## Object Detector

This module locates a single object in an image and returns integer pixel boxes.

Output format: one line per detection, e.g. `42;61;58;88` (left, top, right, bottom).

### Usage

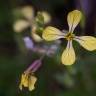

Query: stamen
65;32;75;41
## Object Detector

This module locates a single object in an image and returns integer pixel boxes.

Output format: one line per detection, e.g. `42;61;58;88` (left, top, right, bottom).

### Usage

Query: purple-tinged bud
23;37;34;50
25;59;42;73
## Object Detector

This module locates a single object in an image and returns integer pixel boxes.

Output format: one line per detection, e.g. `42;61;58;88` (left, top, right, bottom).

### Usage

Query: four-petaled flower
42;10;96;65
19;72;37;91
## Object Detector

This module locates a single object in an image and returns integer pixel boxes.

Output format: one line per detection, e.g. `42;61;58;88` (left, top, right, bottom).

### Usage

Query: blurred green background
0;0;96;96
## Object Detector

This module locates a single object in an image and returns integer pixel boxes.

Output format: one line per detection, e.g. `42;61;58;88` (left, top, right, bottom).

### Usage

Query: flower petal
75;36;96;51
13;20;29;32
19;84;23;90
67;10;82;32
41;11;51;24
32;33;42;42
61;41;75;65
22;74;29;87
21;6;34;20
28;75;37;91
42;26;65;41
19;73;29;90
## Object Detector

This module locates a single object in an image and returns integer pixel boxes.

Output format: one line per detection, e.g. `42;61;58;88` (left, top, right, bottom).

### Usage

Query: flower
13;6;51;42
19;58;42;91
19;72;37;91
42;10;96;65
13;6;34;33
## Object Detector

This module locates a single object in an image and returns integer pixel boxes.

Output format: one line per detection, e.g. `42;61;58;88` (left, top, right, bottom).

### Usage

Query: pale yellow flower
13;6;51;42
42;10;96;65
19;73;37;91
13;6;34;33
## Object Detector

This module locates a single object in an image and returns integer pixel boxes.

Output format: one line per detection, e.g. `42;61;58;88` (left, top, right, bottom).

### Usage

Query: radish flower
42;10;96;65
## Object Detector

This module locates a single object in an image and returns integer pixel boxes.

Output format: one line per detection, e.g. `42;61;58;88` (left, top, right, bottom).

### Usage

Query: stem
25;46;52;73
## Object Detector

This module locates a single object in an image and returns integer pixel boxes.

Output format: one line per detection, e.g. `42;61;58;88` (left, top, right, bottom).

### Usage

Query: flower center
65;32;75;41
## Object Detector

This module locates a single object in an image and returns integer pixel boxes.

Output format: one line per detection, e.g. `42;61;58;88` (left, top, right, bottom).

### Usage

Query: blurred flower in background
13;6;34;32
13;6;51;42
